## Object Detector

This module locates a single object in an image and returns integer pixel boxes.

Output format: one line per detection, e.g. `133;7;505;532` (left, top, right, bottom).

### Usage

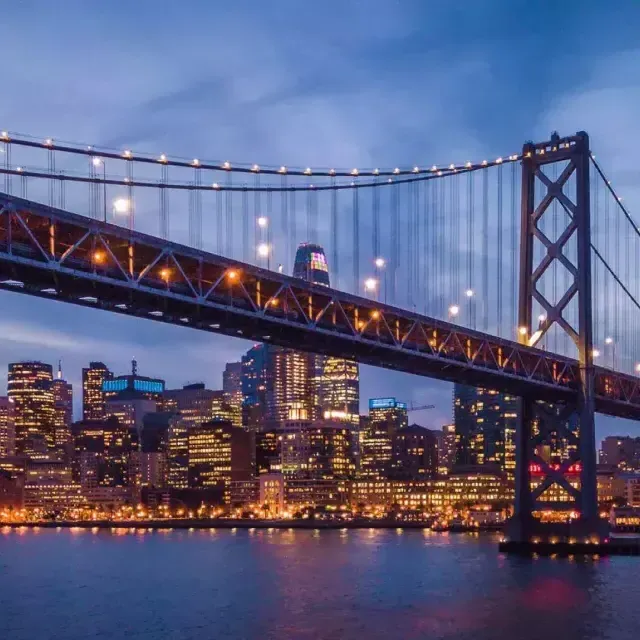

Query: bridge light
227;270;238;281
1;131;8;139
270;298;279;307
635;363;640;373
371;310;380;319
605;336;613;345
518;326;528;336
465;288;474;298
257;243;270;258
278;264;283;274
212;182;220;190
159;153;167;163
92;157;103;167
448;304;460;317
393;168;400;174
351;168;359;176
496;157;503;164
364;277;378;292
592;349;600;358
44;138;53;146
465;161;472;168
329;168;336;176
123;149;132;158
304;168;312;175
413;166;419;173
192;158;200;166
375;257;386;269
93;250;105;264
252;164;260;172
373;168;380;175
223;161;231;170
257;216;268;228
278;166;287;174
160;268;171;281
112;197;131;214
16;166;23;172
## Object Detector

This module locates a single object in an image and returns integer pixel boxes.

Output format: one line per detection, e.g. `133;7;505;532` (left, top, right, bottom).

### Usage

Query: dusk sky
2;0;640;439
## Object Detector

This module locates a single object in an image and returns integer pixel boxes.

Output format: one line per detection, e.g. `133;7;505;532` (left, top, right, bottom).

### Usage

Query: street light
364;277;378;299
257;243;270;258
448;304;459;320
465;289;474;298
604;336;616;369
257;216;268;228
375;257;386;269
112;197;131;215
592;349;600;358
635;363;640;373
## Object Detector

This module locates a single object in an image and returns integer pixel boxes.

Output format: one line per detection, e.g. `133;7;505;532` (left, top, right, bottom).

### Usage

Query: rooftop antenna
132;357;138;376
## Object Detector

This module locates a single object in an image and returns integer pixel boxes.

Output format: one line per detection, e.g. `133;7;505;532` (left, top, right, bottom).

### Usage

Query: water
0;528;638;640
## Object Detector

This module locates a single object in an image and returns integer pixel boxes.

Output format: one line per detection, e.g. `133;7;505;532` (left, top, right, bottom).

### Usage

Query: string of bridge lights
0;131;521;189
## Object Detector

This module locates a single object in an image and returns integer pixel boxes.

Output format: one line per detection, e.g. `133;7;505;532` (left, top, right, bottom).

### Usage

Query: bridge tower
508;131;607;545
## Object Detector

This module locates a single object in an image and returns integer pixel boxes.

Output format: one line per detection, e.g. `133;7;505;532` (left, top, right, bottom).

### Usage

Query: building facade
164;383;235;429
222;362;243;428
8;362;56;456
52;363;73;453
0;396;15;457
82;361;112;421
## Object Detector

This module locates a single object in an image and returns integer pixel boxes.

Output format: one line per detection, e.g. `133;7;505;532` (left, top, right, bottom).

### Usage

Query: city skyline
2;2;640;442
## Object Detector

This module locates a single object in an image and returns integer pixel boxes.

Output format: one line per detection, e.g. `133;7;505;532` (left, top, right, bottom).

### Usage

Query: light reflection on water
0;529;638;640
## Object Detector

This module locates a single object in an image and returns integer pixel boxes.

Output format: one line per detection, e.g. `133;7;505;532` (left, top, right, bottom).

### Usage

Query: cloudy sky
2;0;640;439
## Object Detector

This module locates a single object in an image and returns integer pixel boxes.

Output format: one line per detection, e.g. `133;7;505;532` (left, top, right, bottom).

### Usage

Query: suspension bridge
0;129;639;548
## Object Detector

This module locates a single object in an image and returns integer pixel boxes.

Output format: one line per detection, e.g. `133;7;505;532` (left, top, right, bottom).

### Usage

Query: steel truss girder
0;191;639;421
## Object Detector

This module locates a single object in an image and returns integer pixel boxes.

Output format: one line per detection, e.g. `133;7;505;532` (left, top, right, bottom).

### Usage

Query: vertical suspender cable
497;164;503;336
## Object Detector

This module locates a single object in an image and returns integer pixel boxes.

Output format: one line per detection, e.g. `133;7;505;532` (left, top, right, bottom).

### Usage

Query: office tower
255;430;281;475
102;359;165;401
187;421;253;501
241;344;268;431
292;243;360;426
138;413;173;488
8;361;56;456
0;397;15;457
52;361;73;453
360;398;408;478
167;420;189;489
164;383;235;429
599;436;640;470
82;361;112;421
106;397;157;433
439;423;457;474
222;362;243;427
72;417;136;488
453;384;517;478
265;347;313;426
391;424;439;480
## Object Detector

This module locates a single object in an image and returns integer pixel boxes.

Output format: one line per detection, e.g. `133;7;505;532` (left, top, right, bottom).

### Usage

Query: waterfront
1;529;639;640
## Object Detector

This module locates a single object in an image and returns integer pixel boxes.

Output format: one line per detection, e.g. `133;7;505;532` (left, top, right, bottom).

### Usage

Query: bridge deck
1;192;639;419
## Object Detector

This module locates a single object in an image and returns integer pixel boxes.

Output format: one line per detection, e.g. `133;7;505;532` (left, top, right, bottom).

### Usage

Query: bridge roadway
1;192;639;420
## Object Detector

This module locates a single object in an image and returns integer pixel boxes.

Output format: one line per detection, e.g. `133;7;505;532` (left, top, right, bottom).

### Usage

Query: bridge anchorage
1;128;639;553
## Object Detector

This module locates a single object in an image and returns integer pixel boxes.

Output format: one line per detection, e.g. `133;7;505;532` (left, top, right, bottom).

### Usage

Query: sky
2;0;640;440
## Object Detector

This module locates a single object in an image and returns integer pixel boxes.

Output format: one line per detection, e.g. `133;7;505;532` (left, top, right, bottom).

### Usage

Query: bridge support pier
504;132;608;551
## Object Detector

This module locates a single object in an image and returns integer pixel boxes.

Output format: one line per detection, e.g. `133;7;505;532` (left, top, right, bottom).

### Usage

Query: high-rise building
167;420;189;489
453;385;517;478
223;362;243;428
187;420;254;501
439;423;457;474
599;436;640;471
52;361;73;453
72;417;136;488
0;397;15;457
391;424;439;480
360;398;408;478
293;243;359;427
82;362;112;421
8;362;56;456
102;359;164;402
164;383;235;429
241;344;268;431
106;397;157;433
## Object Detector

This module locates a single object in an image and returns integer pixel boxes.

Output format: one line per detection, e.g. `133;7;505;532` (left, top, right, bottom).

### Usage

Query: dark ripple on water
0;527;638;640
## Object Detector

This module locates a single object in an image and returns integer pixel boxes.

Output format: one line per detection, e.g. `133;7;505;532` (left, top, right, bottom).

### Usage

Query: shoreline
0;519;503;532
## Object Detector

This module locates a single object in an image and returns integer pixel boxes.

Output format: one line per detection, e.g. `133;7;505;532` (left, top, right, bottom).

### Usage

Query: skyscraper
360;398;408;478
0;397;15;457
164;383;235;429
52;361;73;453
102;359;164;402
82;362;112;421
223;362;243;428
8;362;56;456
241;344;268;431
453;384;517;478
